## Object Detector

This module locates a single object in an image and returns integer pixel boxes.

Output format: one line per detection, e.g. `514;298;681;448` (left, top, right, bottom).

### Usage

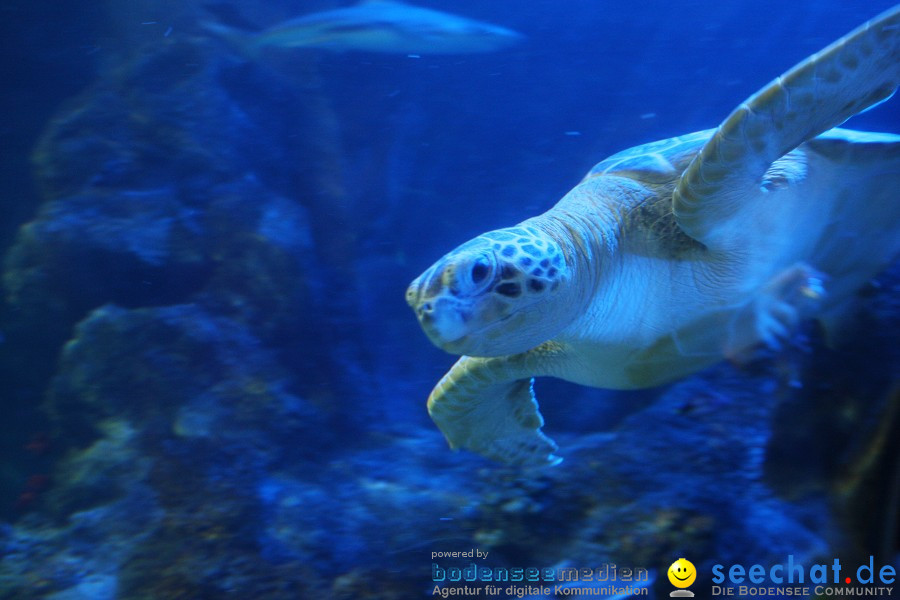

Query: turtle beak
405;270;430;312
405;271;435;330
406;269;471;352
406;261;444;313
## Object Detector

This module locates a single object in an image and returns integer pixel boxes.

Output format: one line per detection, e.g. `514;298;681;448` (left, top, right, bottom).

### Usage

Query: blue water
0;1;897;598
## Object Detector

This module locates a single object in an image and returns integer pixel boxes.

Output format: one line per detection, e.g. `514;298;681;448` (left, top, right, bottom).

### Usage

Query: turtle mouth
436;311;512;341
420;306;529;357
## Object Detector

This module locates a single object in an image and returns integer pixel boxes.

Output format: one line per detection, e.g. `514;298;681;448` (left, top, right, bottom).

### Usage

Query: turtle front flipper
674;5;900;247
427;350;562;466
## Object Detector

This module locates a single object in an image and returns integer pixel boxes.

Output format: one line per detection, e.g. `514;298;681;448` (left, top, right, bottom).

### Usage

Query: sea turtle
406;6;900;465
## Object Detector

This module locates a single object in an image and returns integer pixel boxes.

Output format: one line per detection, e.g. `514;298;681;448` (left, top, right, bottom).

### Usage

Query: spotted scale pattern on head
482;225;565;297
406;225;570;357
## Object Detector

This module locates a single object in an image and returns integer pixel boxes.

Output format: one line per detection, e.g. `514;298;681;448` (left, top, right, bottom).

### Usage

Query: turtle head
406;225;572;357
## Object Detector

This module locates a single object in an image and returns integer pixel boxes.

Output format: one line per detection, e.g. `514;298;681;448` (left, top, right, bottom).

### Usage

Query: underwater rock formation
0;21;381;599
0;301;470;598
1;29;366;439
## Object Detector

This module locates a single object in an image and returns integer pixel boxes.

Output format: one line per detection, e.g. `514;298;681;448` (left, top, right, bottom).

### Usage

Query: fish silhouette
203;0;524;55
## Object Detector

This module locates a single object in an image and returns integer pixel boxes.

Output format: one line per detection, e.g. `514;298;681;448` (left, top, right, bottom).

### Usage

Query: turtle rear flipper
674;5;900;247
427;357;561;466
723;262;827;361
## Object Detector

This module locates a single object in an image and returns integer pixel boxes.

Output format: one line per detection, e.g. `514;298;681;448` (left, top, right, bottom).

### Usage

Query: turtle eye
468;254;493;290
471;261;488;283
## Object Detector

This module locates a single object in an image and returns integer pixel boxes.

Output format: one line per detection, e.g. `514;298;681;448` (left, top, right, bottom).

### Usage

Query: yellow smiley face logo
668;558;696;588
